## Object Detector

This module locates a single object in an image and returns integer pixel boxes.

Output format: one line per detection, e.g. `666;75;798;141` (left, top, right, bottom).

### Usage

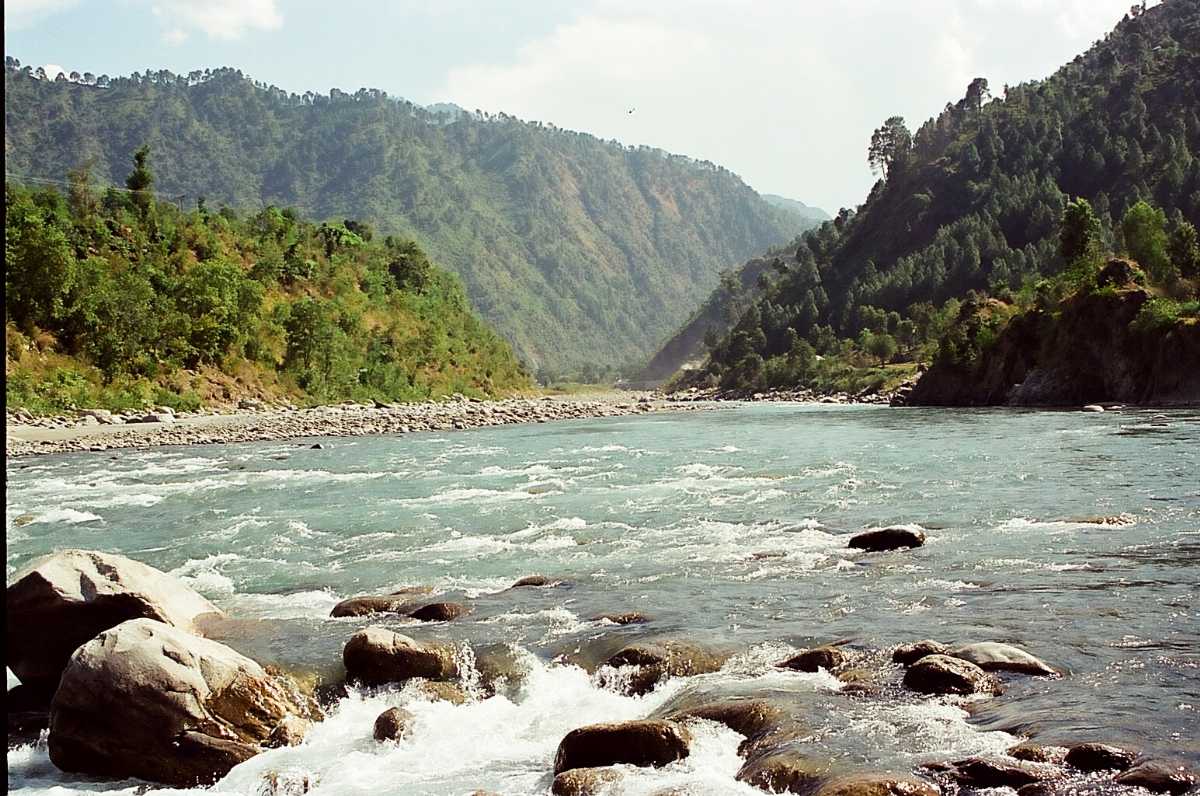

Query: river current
6;404;1199;795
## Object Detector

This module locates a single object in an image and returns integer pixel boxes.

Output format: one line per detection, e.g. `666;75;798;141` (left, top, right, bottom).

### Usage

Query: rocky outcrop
849;527;926;552
949;642;1056;676
1064;742;1138;772
48;618;315;786
903;654;1001;696
6;549;221;692
553;720;691;775
342;627;458;685
892;640;949;666
551;766;623;796
373;707;414;742
601;640;728;695
905;284;1200;407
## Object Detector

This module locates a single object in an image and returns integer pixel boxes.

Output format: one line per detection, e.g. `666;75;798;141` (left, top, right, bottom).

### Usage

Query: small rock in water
848;526;926;552
1115;760;1199;794
949;642;1057;676
553;720;691;775
813;773;940;796
509;574;556;588
342;627;458;685
892;640;950;666
903;654;1002;696
1064;742;1139;772
412;680;469;705
593;611;650;625
601;640;728;695
373;707;414;742
666;699;784;739
408;601;470;622
1007;742;1067;763
551;767;623;796
735;750;833;794
309;443;324;449
329;595;413;617
265;715;312;748
1082;404;1105;412
778;645;849;673
946;756;1053;788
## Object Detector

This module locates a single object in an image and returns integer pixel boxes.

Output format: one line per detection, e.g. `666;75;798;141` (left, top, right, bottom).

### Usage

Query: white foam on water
169;553;242;597
389;486;542;508
225;588;343;620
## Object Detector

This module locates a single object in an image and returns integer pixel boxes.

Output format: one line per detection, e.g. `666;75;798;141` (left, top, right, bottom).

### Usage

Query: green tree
1167;212;1200;279
1059;197;1103;265
5;187;77;330
125;144;154;218
1121;201;1174;282
868;116;912;179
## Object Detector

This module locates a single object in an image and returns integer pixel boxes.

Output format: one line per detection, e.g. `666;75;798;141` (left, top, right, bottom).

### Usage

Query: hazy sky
6;0;1139;211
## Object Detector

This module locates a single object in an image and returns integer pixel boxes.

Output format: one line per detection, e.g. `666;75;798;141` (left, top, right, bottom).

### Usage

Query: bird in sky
627;108;636;115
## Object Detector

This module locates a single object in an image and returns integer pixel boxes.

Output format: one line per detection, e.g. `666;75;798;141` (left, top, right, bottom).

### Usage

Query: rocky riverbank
5;393;709;458
9;548;1196;795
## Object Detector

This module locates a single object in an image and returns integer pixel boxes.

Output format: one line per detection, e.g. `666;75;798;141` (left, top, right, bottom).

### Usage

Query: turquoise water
6;404;1200;794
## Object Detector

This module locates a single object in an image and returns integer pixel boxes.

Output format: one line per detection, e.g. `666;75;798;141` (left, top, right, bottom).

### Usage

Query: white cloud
4;0;78;30
146;0;282;44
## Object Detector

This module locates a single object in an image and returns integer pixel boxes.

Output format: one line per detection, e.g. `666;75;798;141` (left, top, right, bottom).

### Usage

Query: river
6;404;1199;794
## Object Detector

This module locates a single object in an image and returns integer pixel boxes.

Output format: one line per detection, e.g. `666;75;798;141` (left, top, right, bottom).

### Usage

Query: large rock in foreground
553;719;691;775
48;618;315;786
342;626;459;685
903;654;1001;696
7;549;221;692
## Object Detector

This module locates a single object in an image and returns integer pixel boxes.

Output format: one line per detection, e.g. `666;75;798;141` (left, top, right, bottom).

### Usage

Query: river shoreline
4;393;714;458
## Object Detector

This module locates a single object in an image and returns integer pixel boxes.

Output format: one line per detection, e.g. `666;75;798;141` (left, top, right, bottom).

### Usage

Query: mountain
761;194;830;225
665;0;1200;392
1;61;810;379
5;177;530;413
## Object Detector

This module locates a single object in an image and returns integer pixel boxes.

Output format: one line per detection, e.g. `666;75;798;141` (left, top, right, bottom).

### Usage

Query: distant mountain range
3;63;819;378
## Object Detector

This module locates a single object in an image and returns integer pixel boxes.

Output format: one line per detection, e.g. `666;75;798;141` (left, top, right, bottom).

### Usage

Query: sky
5;0;1141;212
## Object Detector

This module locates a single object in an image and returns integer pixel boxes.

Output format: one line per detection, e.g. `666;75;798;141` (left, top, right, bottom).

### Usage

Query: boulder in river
848;527;926;552
602;640;728;695
892;640;950;666
7;549;221;692
594;611;651;625
329;595;414;618
945;756;1054;789
1007;742;1067;763
509;575;562;588
949;642;1057;676
735;749;834;794
342;627;459;685
553;719;691;775
48;618;316;786
407;601;471;622
778;645;849;673
812;772;941;796
265;715;312;748
903;654;1001;696
1115;760;1198;794
373;706;414;742
1064;742;1138;772
551;766;623;796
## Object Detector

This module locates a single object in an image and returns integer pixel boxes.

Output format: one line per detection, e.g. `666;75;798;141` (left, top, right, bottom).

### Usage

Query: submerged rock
667;698;785;740
892;640;949;666
408;601;471;622
7;549;221;692
1064;742;1138;772
848;527;926;552
736;749;833;794
594;611;651;625
551;766;623;796
946;756;1053;788
903;654;1001;696
1115;760;1199;794
373;706;414;742
342;627;459;685
813;773;941;796
553;720;691;775
778;645;849;673
48;618;315;786
602;640;728;695
949;642;1056;676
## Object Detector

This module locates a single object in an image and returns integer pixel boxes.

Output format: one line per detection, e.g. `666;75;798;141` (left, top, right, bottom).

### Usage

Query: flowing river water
6;404;1199;795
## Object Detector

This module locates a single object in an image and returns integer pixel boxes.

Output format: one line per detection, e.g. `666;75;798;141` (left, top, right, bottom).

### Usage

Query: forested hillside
2;61;810;379
4;152;529;413
666;0;1200;392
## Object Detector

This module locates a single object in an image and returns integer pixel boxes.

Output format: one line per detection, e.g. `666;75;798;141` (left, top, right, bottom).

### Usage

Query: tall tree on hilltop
868;117;912;179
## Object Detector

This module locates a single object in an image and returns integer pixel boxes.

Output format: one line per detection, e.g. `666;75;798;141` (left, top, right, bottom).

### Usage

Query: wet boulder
1064;742;1138;772
736;749;833;794
949;642;1056;676
509;575;563;588
551;766;623;796
602;640;728;695
903;654;1001;696
667;698;785;740
373;706;414;742
946;756;1054;789
330;595;414;618
265;715;312;748
779;645;849;673
48;618;316;787
594;612;651;625
7;549;221;691
1115;760;1198;794
848;527;926;552
1007;742;1067;763
342;627;458;685
812;773;941;796
892;640;950;666
553;720;691;775
408;602;471;622
412;679;469;704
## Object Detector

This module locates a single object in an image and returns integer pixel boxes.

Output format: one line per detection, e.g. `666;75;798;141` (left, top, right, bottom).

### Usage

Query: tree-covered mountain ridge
657;0;1200;392
2;60;814;379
